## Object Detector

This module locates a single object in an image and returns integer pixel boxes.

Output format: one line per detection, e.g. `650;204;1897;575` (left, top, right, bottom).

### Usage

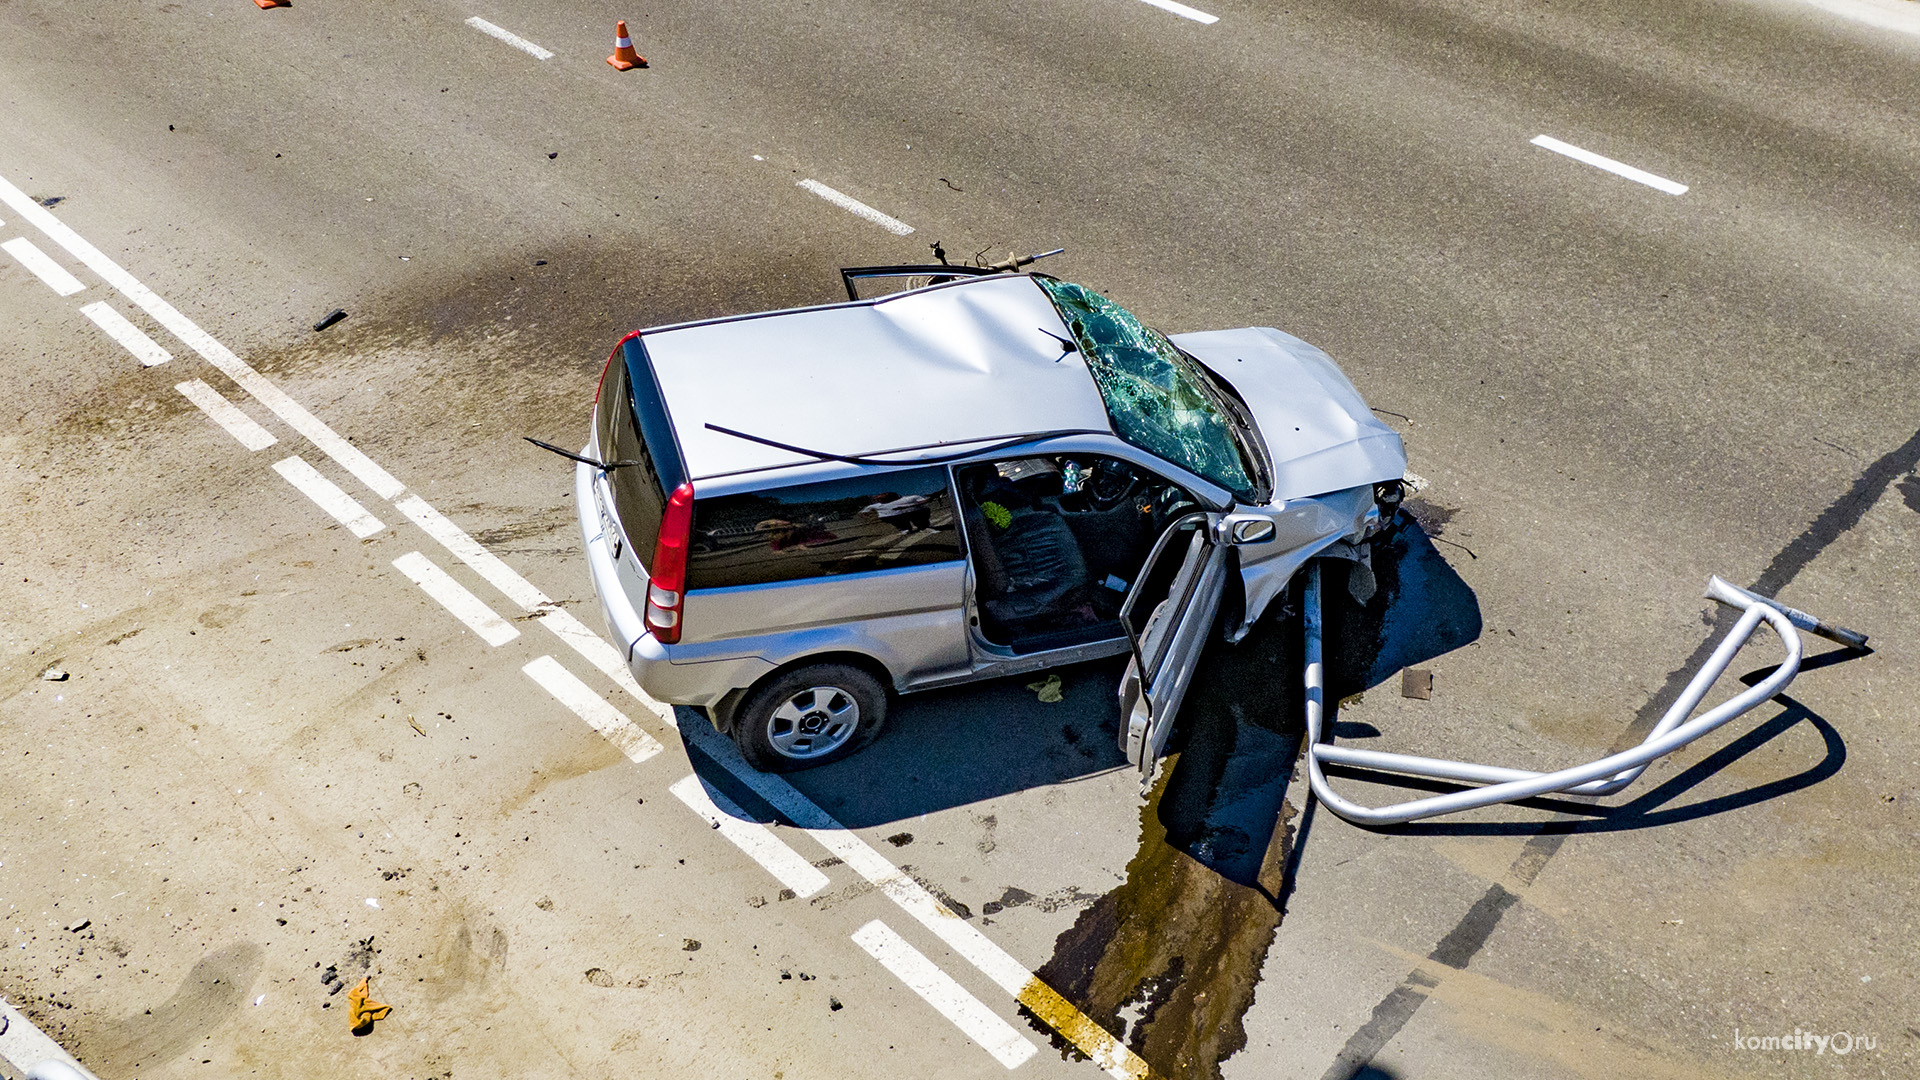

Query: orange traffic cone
607;20;647;70
254;0;289;8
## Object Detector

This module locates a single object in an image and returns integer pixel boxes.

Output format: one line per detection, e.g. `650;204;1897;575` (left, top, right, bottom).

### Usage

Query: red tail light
645;482;695;644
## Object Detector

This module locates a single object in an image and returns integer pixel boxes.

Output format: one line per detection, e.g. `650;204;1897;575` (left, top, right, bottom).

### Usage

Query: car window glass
595;351;668;565
1036;277;1254;498
687;467;962;590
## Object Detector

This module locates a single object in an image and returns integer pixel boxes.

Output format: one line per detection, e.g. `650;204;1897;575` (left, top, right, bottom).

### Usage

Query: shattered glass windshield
1036;277;1255;498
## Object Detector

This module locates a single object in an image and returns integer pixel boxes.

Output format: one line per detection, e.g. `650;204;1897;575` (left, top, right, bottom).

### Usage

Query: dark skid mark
1029;613;1303;1080
83;942;264;1072
1321;428;1920;1080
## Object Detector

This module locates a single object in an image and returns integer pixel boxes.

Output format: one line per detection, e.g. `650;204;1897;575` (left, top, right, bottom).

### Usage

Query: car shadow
680;518;1485;857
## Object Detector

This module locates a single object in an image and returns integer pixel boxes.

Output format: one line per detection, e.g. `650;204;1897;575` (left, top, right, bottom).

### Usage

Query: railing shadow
1322;645;1864;837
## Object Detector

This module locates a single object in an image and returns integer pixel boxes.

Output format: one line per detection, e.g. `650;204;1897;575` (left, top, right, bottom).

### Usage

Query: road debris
312;308;348;332
1026;673;1064;703
40;668;68;682
64;919;89;933
406;714;427;737
828;996;843;1011
346;976;391;1035
1401;668;1433;700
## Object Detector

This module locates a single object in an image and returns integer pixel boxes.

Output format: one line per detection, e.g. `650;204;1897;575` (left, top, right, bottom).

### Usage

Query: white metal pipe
1300;566;1810;826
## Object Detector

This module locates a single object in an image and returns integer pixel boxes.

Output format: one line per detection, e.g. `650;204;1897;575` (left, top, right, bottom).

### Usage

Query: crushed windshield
1036;277;1254;497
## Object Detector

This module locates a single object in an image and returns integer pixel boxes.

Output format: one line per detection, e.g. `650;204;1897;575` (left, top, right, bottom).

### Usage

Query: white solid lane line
669;775;831;899
392;551;521;646
2;236;85;295
796;180;915;236
465;16;555;60
0;996;100;1080
273;456;385;537
1530;135;1688;195
176;379;277;451
0;173;406;501
523;656;664;764
78;301;172;366
394;495;548;610
1136;0;1219;24
853;920;1040;1069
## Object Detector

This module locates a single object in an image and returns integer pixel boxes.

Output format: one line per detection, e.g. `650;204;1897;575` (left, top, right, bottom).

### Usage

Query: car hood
1169;327;1406;503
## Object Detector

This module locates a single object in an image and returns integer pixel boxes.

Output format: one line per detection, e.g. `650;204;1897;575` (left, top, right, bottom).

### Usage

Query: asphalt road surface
1;1;1916;1078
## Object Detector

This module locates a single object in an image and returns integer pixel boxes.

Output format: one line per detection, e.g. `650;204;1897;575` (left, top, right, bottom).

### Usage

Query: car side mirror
1217;514;1276;545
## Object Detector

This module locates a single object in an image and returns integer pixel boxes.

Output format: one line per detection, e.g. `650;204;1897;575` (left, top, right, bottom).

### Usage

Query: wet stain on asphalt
1028;604;1304;1080
1025;524;1476;1079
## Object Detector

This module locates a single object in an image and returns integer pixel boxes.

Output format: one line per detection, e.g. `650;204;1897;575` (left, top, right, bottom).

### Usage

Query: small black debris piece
313;309;348;332
828;996;843;1012
682;939;701;952
66;919;90;933
37;196;64;208
547;152;558;160
1401;668;1433;701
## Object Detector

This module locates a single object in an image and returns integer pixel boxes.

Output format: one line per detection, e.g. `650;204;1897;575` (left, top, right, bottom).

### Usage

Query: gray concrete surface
0;0;1914;1077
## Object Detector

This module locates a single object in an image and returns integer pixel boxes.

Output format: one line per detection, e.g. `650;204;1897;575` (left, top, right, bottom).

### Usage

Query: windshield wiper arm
1037;327;1078;359
524;437;643;470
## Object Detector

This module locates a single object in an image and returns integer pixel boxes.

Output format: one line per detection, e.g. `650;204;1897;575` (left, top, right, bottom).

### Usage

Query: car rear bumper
576;457;774;708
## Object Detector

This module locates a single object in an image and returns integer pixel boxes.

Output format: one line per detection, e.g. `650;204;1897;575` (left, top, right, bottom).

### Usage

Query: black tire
732;663;888;772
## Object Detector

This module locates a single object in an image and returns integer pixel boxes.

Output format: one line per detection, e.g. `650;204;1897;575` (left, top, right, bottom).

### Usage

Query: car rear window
687;468;963;590
595;337;685;568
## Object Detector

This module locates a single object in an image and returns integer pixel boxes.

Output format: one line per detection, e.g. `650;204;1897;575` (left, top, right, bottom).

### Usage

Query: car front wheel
732;664;887;772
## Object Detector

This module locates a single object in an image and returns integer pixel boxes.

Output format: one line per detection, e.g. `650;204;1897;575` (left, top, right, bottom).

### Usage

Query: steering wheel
1086;461;1140;510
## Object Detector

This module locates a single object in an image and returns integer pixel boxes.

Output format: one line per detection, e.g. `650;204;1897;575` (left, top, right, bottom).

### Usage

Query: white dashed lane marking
273;456;385;537
2;236;85;295
669;774;830;899
391;551;521;646
177;379;277;451
0;174;406;500
853;920;1040;1069
796;180;915;235
523;655;664;764
1136;0;1218;24
465;16;554;60
1531;134;1689;195
78;300;171;366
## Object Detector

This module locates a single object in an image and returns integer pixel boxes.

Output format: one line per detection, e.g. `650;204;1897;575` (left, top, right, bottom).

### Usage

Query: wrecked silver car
563;264;1407;772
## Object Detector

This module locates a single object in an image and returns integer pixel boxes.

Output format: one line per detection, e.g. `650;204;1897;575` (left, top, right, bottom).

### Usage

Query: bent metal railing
1300;564;1865;826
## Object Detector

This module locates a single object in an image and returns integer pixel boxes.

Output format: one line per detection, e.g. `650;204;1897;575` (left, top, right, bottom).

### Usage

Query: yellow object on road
347;976;392;1034
1026;673;1063;703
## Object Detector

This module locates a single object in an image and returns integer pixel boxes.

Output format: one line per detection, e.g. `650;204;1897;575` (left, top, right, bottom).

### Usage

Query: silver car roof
641;275;1113;480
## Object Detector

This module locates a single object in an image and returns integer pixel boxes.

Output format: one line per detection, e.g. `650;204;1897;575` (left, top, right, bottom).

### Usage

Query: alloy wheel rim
767;686;860;759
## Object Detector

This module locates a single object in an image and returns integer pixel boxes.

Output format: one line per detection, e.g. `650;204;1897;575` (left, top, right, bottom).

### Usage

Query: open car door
1116;512;1231;789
